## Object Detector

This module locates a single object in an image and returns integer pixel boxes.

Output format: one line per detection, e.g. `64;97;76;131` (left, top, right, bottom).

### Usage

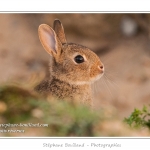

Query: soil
0;13;150;119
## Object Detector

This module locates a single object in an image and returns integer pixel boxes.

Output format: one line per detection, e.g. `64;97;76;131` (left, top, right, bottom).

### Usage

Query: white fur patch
70;73;104;85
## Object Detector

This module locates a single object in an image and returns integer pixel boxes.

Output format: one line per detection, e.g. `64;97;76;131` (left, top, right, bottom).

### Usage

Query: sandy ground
0;13;150;119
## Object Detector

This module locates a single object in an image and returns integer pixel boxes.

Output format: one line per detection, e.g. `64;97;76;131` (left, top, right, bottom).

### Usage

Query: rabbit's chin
70;73;104;85
90;73;104;83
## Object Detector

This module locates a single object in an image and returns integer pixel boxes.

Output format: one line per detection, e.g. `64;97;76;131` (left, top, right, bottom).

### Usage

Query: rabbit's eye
74;55;84;64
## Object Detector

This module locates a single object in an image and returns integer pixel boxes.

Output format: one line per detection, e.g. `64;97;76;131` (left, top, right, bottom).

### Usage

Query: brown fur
35;19;104;107
35;77;92;106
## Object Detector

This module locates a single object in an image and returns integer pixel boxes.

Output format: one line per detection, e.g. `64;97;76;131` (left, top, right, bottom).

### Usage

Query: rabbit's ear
53;19;67;44
38;24;62;56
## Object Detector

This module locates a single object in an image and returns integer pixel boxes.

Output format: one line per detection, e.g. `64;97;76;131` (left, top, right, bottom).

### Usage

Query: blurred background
0;14;150;136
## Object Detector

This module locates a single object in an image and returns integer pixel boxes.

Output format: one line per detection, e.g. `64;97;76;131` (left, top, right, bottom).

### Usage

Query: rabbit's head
38;19;104;85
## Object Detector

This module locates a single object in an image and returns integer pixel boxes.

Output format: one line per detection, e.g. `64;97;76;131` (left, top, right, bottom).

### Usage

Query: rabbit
35;19;104;107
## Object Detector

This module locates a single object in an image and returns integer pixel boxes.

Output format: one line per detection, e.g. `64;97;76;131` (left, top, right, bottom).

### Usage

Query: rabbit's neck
50;76;92;106
51;76;91;91
35;76;93;106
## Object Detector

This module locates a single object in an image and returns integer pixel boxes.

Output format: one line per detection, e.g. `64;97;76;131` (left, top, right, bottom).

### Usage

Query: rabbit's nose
98;64;104;73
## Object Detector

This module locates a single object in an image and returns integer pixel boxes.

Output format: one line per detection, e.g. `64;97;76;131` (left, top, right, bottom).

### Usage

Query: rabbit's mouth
90;72;104;83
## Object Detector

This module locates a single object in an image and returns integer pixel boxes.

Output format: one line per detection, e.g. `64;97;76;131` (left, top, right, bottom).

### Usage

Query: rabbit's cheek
90;67;98;78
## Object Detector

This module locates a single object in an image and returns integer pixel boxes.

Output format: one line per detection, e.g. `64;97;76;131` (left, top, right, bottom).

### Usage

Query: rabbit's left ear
53;19;67;44
38;24;62;57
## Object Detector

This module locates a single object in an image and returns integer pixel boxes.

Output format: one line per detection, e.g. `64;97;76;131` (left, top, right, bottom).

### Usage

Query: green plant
0;85;100;136
2;85;150;136
124;105;150;129
0;85;38;123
